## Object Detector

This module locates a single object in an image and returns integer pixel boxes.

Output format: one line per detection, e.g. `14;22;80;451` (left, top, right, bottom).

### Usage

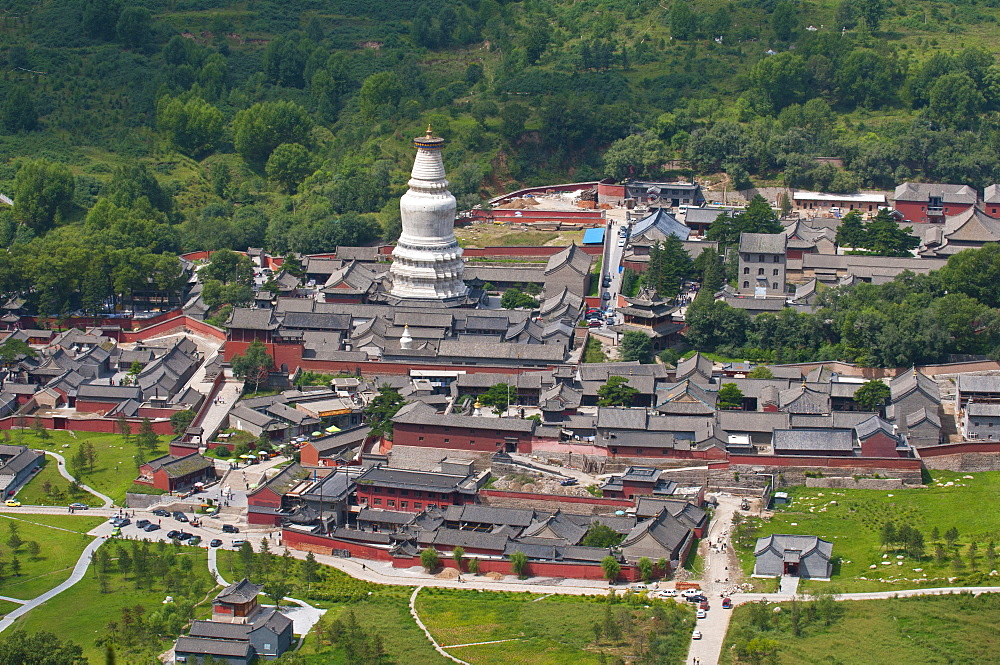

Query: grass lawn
583;336;607;363
0;513;103;600
720;593;1000;665
14;458;103;508
15;543;214;663
733;470;1000;593
416;589;694;665
222;551;693;665
13;430;171;504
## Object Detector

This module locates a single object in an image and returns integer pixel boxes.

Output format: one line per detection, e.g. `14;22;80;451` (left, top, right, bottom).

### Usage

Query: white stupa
389;127;469;306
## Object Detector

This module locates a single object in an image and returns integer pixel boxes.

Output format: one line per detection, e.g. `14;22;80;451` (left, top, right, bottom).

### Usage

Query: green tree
0;630;87;664
2;85;38;133
602;132;666;180
358;72;404;122
231;340;273;393
927;73;985;130
617;331;653;364
478;383;514;416
302;551;320;589
116;6;152;49
749;53;808;112
859;211;919;257
857;0;887;30
597;376;640;407
232;101;312;163
772;1;796;41
670;1;697;40
747;366;774;379
364;384;406;440
468;557;480;575
136;417;158;456
420;548;440;572
509;550;529;578
697;248;724;295
854;379;891;411
170;410;196;436
638;557;654;583
6;523;22;551
835;210;866;248
12;159;75;233
601;555;621;582
156;96;224;157
265;578;292;608
500;288;538;310
0;339;36;369
717;383;745;410
582;522;624;548
452;546;465;572
880;521;897;550
266;143;314;193
945;527;959;548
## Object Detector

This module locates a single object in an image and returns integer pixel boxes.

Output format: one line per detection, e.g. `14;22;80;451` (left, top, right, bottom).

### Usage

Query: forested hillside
4;0;1000;317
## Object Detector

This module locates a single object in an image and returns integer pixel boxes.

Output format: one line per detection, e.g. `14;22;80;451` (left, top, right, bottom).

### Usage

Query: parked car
588;320;602;328
222;524;240;534
560;478;578;486
178;532;194;541
166;530;181;539
630;583;648;591
699;600;710;610
722;597;732;609
111;517;130;528
152;509;170;517
602;275;612;287
618;237;625;247
696;609;707;619
231;539;247;548
188;535;202;546
601;292;611;300
210;539;223;548
688;594;707;603
692;630;702;640
136;519;150;529
4;500;20;507
110;527;121;537
143;523;160;533
173;511;189;523
680;589;701;598
68;502;88;510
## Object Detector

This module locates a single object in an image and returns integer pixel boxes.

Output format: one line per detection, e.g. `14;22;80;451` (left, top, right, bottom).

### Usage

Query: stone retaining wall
805;477;906;490
921;452;1000;472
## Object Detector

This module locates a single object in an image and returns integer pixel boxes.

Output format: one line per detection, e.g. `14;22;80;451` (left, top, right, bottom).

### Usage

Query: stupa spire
388;128;469;304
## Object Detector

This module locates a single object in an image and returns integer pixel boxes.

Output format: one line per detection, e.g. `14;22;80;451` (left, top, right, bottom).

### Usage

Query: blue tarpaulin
583;227;606;244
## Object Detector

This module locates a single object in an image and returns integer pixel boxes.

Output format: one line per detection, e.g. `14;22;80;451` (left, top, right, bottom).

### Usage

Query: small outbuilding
753;534;833;579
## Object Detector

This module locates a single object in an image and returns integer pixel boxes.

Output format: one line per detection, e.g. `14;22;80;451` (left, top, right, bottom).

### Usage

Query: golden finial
425;124;433;137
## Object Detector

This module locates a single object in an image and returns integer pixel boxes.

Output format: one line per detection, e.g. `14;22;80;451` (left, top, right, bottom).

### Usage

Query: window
414;502;422;508
470;440;475;445
662;449;670;455
772;282;778;290
374;498;382;506
388;500;395;507
400;501;408;508
758;254;764;262
419;425;424;430
428;503;437;509
743;267;750;275
773;269;779;276
418;436;424;441
773;255;780;262
387;488;395;494
444;438;450;443
636;448;643;455
400;490;408;496
758;268;765;275
413;491;421;497
743;281;749;288
974;421;980;426
611;447;618;455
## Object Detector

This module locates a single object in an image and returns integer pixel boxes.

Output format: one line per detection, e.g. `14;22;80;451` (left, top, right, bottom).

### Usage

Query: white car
696;609;707;619
681;589;701;598
692;630;703;640
630;583;648;591
618;237;625;247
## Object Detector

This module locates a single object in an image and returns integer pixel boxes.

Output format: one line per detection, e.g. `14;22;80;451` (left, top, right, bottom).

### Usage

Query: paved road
686;494;741;665
43;451;114;507
194;368;243;443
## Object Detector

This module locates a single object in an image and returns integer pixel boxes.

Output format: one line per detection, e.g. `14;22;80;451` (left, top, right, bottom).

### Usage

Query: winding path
43;451;114;508
409;587;470;665
0;534;106;632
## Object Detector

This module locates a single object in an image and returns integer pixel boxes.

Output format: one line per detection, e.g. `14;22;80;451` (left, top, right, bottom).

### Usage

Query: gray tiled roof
356;466;470;492
739;232;786;254
146;453;214;479
225;308;279;330
392;401;535;432
596;407;647;430
772;428;855;453
215;578;263;604
894;182;977;205
175;636;254;658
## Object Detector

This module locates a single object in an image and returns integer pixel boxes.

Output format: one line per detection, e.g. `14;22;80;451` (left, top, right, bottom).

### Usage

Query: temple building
388;127;472;307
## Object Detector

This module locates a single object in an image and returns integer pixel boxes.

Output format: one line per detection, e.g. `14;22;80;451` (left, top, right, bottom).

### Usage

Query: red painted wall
598;183;627;198
489;182;601;205
0;415;174;435
918;441;1000;456
282;529;639;581
860;432;905;458
894;201;973;224
720;455;922;470
392;422;528;453
356;484;468;512
248;486;283;510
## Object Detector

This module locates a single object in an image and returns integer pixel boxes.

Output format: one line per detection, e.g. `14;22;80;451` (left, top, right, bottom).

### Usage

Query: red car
699;600;710;611
722;597;732;609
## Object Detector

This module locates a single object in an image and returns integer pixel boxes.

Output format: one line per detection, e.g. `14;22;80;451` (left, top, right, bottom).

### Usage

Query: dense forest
4;0;1000;322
